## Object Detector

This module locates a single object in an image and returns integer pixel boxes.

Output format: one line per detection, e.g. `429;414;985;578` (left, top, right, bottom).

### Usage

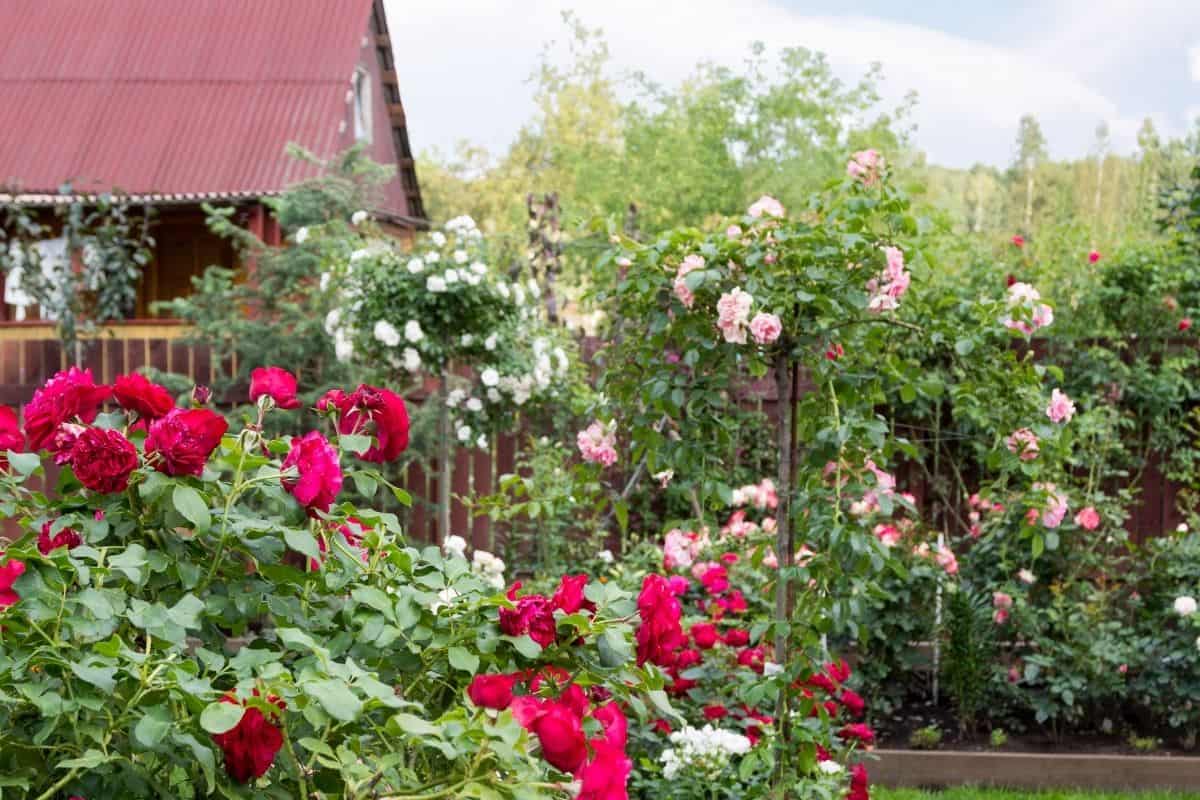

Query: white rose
454;249;469;264
484;334;498;351
403;347;421;372
817;760;843;775
457;425;472;442
763;661;784;677
446;389;464;408
554;347;569;373
528;279;541;298
324;308;342;335
481;368;500;387
430;232;447;247
1178;523;1189;533
486;388;500;402
461;333;475;347
426;275;447;293
406;257;425;274
476;435;487;449
425;250;440;263
470;261;488;275
294;227;309;243
513;285;526;305
431;586;459;612
373;320;401;347
444;268;459;283
334;329;354;362
1175;596;1198;616
404;320;424;343
496;282;510;299
351;210;369;225
597;549;614;564
443;535;468;559
466;397;483;412
350;247;370;263
465;272;481;286
319;272;331;292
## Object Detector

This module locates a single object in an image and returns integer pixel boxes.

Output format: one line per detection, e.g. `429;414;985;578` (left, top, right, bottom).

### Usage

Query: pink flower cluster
1045;388;1075;424
1002;282;1054;336
967;492;1004;537
673;254;705;309
1006;428;1040;461
747;195;786;219
577;421;617;467
866;246;910;313
1030;482;1069;529
731;478;779;510
914;542;959;575
849;459;900;516
716;288;753;343
846;149;884;186
993;591;1013;624
662;528;709;571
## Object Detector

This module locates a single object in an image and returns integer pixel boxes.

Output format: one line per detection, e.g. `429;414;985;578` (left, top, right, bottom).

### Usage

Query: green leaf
447;646;480;674
110;544;148;583
339;433;372;455
133;705;172;749
598;628;631;668
284;528;322;563
351;586;395;621
503;634;543;659
304;679;362;722
70;661;117;693
172;484;211;531
5;450;40;477
58;749;113;769
389;712;440;738
199;701;245;734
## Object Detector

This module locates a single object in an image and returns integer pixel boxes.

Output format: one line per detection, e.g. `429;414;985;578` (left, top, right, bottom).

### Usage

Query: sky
384;0;1200;169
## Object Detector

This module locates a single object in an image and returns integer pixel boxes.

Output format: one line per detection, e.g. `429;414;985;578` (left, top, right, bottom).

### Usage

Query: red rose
838;722;875;745
513;697;588;773
700;564;729;595
68;428;138;494
691;622;719;649
723;628;750;647
38;521;82;555
146;408;228;477
839;689;866;717
1088;250;1101;263
281;431;343;515
0;405;24;468
848;763;870;800
0;554;25;607
720;552;739;565
667;575;690;595
591;702;628;749
499;590;557;648
1180;318;1192;332
467;673;520;709
1011;235;1025;248
249;366;301;410
675;648;702;671
551;573;593;614
826;659;852;683
737;646;766;673
702;704;729;720
635;574;685;667
211;693;286;783
652;718;672;735
23;367;110;452
113;373;174;422
322;384;410;463
577;739;632;800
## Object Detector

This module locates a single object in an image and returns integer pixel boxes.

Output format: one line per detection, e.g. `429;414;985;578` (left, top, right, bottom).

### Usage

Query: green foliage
907;724;943;750
942;588;996;734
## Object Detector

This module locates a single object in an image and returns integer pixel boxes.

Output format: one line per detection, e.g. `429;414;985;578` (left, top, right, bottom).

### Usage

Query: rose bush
0;367;659;799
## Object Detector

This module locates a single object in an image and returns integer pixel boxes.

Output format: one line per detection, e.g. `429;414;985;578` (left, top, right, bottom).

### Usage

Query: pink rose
1006;428;1039;461
281;431;343;515
1074;506;1100;530
749;312;782;345
1046;388;1075;423
747;195;785;218
249;367;301;410
577;421;617;467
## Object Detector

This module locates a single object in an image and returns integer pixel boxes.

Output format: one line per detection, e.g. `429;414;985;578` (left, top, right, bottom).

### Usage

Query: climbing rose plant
0;367;654;799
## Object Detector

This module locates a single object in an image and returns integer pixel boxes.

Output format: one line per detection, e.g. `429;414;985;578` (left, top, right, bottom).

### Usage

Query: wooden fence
0;324;1188;547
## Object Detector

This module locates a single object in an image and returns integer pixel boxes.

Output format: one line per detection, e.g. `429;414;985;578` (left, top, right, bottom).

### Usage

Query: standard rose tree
0;367;649;798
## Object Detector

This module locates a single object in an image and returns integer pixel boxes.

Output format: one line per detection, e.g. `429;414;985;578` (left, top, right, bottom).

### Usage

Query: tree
1012;114;1048;233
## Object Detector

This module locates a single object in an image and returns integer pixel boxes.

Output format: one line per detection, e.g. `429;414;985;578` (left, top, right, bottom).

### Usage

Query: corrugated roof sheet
0;0;421;222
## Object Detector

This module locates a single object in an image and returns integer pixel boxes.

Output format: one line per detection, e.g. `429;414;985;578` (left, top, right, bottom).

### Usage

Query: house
0;0;425;399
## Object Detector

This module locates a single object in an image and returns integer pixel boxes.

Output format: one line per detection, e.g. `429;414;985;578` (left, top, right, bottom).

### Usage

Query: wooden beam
375;34;390;48
382;69;398;86
387;103;406;125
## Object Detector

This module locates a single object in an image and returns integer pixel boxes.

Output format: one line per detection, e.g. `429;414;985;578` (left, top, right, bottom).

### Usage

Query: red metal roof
0;0;423;223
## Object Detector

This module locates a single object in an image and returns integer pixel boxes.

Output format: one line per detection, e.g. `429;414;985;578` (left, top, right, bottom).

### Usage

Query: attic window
352;67;372;143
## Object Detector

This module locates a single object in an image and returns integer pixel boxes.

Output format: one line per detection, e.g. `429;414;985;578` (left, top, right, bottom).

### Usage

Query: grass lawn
875;790;1200;800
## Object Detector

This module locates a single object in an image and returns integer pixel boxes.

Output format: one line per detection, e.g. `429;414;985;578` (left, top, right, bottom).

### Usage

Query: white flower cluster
1175;595;1198;616
443;535;468;561
472;549;506;590
660;725;752;780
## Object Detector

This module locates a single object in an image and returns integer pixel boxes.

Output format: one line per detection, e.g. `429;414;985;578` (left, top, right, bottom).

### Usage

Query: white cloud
1190;43;1200;81
384;0;1188;168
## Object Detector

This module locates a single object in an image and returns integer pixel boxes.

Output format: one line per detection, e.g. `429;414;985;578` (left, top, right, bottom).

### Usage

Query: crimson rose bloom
38;521;83;555
0;554;25;607
577;739;632;800
690;622;719;649
146;408;228;476
737;645;766;673
23;367;110;452
700;564;729;595
838;722;875;745
320;384;410;462
848;763;870;800
0;405;23;468
723;628;749;647
839;689;866;717
551;573;593;614
467;673;520;709
113;372;174;421
635;574;685;667
591;702;628;750
499;588;557;647
281;431;343;514
69;428;138;494
513;697;588;773
249;366;301;409
211;693;286;783
702;704;729;720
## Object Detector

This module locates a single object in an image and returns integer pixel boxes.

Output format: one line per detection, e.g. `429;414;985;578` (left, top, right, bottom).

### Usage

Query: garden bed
871;749;1200;792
